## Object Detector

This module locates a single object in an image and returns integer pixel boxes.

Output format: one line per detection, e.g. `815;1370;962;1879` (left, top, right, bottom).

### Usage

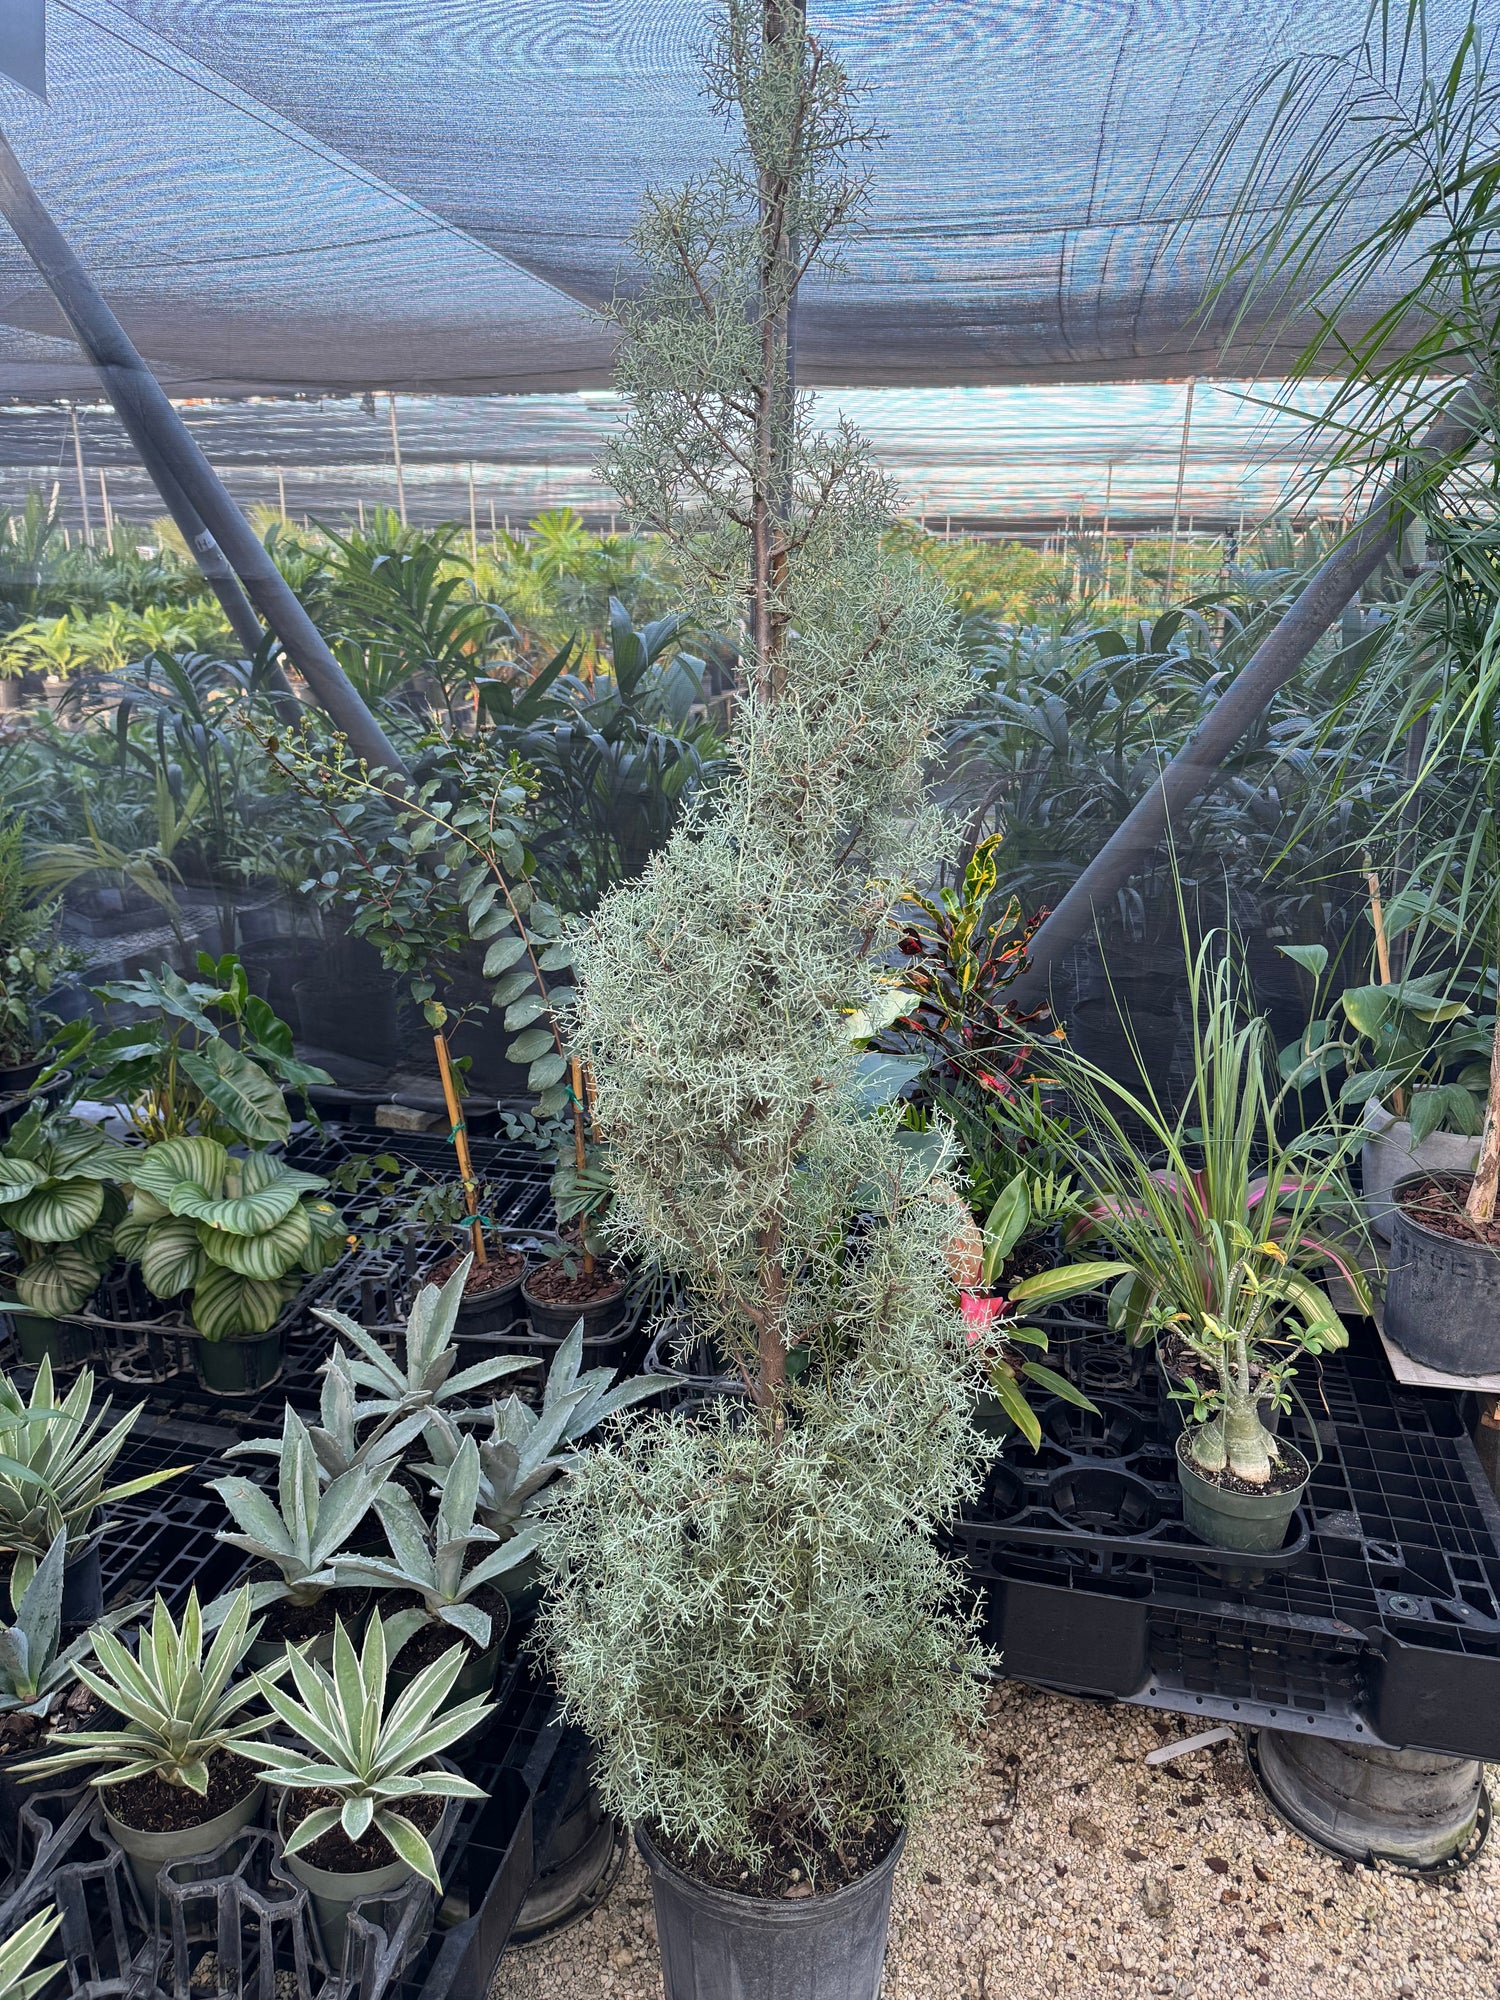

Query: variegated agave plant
117;1136;345;1340
335;1435;542;1652
245;1612;489;1889
0;1358;184;1592
413;1320;662;1540
0;1109;133;1316
0;1530;134;1718
17;1584;275;1794
210;1406;388;1612
0;1905;63;2000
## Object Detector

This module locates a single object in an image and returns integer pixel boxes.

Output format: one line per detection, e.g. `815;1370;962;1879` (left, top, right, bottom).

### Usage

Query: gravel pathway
490;1682;1500;2000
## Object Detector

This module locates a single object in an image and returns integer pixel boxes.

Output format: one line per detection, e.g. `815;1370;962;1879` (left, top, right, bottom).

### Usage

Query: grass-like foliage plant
244;1612;490;1889
538;0;989;1890
1062;934;1371;1487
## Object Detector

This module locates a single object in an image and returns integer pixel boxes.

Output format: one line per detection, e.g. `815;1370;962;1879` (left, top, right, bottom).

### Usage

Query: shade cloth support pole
0;128;404;774
1165;378;1195;601
68;403;90;541
388;393;406;526
1005;397;1485;1011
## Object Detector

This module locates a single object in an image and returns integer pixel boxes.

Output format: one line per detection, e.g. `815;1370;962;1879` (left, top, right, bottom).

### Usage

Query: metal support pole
388;393;406;526
468;462;477;558
1165;378;1196;603
1006;396;1483;1010
277;467;287;522
96;465;112;550
68;403;90;541
0;129;404;774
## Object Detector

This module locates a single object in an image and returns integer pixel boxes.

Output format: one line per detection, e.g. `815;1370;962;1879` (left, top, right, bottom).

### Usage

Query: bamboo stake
570;1056;594;1278
434;1031;486;1265
1466;1018;1500;1228
1362;853;1402;1116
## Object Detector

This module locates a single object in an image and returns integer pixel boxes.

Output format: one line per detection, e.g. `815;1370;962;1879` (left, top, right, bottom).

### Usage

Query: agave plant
0;1530;133;1720
0;1906;63;2000
209;1406;389;1613
336;1436;542;1652
117;1136;345;1340
227;1343;427;1488
17;1585;273;1794
314;1259;531;1437
0;1358;184;1592
0;1109;132;1316
242;1611;490;1890
411;1320;662;1540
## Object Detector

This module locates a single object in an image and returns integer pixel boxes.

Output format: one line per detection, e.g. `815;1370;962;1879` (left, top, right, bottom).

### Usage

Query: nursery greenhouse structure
3;2;1500;1998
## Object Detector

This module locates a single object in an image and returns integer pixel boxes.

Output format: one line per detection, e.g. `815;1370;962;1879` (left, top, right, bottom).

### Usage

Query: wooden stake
1467;1016;1500;1229
1363;853;1401;1116
570;1056;594;1278
434;1031;486;1264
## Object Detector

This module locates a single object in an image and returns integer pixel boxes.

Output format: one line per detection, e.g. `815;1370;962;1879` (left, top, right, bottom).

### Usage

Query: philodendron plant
118;1136;345;1339
0;1110;132;1316
209;1406;389;1615
244;1612;491;1889
412;1320;662;1541
0;1359;184;1592
314;1259;531;1438
17;1585;274;1796
336;1436;543;1654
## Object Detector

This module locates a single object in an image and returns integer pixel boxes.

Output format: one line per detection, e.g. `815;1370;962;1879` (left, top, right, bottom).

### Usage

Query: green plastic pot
194;1328;283;1396
277;1785;455;1962
105;1776;264;1905
15;1314;95;1369
1176;1432;1308;1554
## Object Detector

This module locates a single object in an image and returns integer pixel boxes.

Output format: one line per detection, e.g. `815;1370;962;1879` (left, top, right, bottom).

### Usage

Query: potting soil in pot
431;1247;528;1295
106;1750;260;1834
249;1574;371;1647
525;1262;626;1310
653;1811;901;1901
1395;1169;1500;1246
385;1582;508;1672
283;1785;442;1873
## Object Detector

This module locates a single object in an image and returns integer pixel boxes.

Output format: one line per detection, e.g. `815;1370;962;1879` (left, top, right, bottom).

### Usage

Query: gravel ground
490;1682;1500;2000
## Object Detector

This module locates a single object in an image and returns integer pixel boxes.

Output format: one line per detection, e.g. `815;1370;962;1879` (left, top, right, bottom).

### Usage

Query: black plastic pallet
954;1314;1500;1760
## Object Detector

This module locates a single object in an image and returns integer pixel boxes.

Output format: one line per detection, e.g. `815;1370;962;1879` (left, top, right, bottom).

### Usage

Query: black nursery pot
194;1329;283;1397
1384;1173;1500;1375
638;1823;906;2000
0;1057;46;1096
61;1538;103;1627
15;1314;94;1370
521;1272;627;1343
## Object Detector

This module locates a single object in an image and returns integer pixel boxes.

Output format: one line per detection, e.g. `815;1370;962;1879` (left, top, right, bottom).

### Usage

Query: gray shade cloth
0;0;1468;398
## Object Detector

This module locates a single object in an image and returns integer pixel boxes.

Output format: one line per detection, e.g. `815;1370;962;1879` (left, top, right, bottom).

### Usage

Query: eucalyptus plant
17;1585;273;1795
243;1612;491;1890
539;0;990;1883
209;1407;388;1613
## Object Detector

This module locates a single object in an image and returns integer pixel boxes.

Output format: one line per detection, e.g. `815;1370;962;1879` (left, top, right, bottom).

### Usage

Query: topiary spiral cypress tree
537;0;989;1890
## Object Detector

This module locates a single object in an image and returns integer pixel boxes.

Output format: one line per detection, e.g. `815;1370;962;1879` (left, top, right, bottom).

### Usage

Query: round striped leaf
170;1177;302;1236
0;1159;44;1205
191;1264;292;1340
132;1137;229;1205
2;1176;105;1244
197;1202;311;1280
140;1216;207;1299
16;1242;107;1315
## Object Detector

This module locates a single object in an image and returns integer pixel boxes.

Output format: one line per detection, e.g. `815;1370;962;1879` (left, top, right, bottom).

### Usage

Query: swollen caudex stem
1186;1309;1276;1487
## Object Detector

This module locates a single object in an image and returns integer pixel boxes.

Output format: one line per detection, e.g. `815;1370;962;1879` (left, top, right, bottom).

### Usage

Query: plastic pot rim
1390;1173;1500;1257
634;1820;906;1921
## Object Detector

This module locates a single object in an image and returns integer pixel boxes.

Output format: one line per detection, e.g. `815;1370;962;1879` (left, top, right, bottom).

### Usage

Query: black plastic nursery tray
954;1312;1500;1761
